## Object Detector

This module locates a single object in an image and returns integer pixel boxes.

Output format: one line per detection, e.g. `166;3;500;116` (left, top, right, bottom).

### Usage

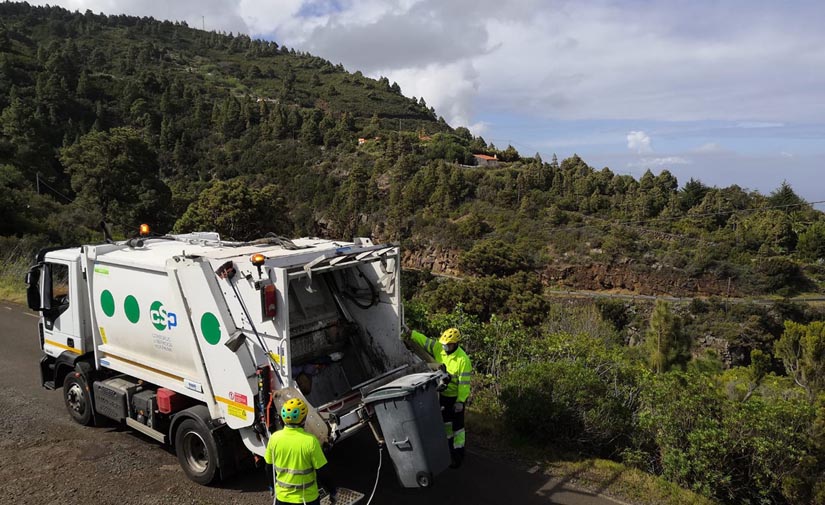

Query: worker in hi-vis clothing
265;397;337;505
410;327;472;468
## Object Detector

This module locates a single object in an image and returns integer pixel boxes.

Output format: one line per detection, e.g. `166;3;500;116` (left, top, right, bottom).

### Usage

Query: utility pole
36;172;40;195
725;277;732;315
202;16;205;31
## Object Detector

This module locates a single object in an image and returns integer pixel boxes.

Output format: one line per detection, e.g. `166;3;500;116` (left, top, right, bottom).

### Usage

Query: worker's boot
449;447;464;469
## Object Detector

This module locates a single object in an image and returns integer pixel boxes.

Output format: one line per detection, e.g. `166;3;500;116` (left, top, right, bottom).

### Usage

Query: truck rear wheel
175;419;219;485
63;373;94;426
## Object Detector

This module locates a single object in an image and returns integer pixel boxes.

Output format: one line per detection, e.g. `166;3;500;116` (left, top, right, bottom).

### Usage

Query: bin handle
392;437;412;450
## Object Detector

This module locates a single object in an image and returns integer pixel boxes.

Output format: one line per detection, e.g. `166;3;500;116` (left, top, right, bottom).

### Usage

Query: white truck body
28;232;435;484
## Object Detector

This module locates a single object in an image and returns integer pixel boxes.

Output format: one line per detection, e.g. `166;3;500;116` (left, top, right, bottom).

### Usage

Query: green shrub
500;333;644;457
755;257;811;296
0;235;48;303
639;371;818;504
458;238;531;276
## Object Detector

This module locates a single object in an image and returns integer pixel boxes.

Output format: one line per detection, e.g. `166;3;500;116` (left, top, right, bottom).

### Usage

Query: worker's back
266;426;327;504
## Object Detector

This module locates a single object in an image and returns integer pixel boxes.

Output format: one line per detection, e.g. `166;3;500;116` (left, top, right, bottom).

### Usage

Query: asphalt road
0;302;625;505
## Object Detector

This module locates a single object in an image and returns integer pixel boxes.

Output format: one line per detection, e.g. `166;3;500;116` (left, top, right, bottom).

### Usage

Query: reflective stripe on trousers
440;395;465;444
453;428;466;448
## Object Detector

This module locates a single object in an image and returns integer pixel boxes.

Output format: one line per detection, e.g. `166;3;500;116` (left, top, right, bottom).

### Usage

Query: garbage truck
25;230;450;488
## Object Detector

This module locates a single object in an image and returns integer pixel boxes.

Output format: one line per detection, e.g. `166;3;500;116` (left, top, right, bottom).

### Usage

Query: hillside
2;2;825;299
3;4;825;503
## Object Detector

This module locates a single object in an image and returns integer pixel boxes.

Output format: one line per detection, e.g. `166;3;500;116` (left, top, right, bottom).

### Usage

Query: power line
32;175;139;236
35;176;74;204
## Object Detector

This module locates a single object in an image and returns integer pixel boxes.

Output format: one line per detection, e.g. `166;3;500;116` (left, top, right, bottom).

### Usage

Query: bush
755;257;811;296
0;235;48;303
458;238;531;276
418;272;549;326
500;333;644;456
502;360;635;455
639;371;818;504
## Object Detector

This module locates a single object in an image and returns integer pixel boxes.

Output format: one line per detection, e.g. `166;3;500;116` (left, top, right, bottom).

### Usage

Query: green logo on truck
150;301;178;331
200;312;221;345
124;296;140;323
101;290;115;317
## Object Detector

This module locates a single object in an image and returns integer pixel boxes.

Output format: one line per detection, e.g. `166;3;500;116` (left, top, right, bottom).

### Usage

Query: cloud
627;131;652;154
780;151;794;158
378;60;480;128
693;142;723;153
467;121;490;138
736;121;785;129
628;156;691;168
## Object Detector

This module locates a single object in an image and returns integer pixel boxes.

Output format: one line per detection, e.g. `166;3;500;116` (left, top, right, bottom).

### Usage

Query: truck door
41;261;84;357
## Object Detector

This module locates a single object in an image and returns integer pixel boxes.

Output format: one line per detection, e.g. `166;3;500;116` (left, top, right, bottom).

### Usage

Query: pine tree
644;300;690;373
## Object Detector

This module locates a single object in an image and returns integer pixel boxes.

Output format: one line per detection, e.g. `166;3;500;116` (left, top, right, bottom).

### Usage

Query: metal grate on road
319;487;365;505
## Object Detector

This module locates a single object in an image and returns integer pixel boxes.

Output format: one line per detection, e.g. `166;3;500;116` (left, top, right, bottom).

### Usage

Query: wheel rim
66;382;86;415
182;431;209;474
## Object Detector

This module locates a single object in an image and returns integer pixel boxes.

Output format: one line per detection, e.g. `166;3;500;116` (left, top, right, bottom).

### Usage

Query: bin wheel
64;373;94;426
416;471;433;488
175;419;219;485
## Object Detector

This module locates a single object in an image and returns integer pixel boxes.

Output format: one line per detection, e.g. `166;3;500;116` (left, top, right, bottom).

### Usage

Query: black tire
174;418;220;485
63;373;94;426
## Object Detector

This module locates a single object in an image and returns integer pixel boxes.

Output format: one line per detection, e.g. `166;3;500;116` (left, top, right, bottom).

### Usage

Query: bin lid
362;372;441;403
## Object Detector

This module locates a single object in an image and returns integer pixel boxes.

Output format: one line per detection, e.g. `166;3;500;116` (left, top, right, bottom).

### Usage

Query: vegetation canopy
2;4;825;503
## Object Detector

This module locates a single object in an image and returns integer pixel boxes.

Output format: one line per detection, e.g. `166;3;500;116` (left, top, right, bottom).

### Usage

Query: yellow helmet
439;327;461;345
281;397;308;425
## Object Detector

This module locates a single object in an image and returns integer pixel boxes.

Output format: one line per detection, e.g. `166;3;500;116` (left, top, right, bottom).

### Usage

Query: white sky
30;0;825;205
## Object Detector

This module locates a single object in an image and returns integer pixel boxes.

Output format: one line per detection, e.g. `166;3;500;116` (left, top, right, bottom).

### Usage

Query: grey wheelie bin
364;371;450;488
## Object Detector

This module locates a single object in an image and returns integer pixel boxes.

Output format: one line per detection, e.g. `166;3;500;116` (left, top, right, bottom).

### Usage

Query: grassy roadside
0;243;31;304
541;458;715;505
468;408;715;505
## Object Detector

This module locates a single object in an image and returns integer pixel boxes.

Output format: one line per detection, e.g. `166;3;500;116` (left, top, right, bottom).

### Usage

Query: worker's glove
454;402;465;413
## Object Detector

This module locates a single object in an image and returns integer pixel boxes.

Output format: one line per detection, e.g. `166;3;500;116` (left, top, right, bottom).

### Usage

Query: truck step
320;487;365;505
43;381;55;390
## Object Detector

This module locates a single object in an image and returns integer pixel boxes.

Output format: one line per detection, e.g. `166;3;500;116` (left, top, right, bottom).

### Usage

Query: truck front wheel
175;419;219;485
63;373;94;426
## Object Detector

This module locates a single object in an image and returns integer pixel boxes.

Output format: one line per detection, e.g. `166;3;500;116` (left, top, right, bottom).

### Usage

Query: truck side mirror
25;265;43;311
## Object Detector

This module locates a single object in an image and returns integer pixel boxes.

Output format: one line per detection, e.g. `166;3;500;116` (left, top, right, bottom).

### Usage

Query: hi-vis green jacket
411;330;472;402
264;426;327;503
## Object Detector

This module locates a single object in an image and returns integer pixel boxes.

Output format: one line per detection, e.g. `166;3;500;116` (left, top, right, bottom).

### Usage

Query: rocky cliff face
542;262;736;297
401;246;461;276
400;245;735;297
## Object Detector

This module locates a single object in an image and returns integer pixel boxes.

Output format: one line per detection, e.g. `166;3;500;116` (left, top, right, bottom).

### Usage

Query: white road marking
23;312;39;318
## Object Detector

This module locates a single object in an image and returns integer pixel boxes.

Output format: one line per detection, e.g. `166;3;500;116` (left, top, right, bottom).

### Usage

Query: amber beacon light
251;253;267;278
139;224;151;236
